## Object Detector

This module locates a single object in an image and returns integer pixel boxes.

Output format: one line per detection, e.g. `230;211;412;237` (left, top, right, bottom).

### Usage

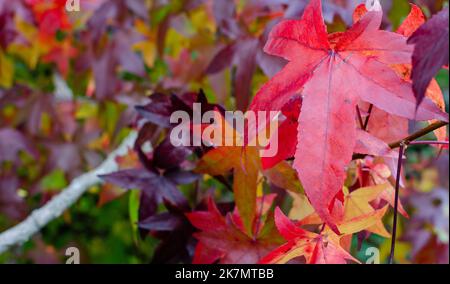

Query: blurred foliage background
0;0;448;263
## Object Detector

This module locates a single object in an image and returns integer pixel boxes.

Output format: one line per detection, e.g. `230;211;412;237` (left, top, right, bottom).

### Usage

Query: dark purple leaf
165;170;199;185
233;39;258;111
139;212;183;231
92;42;118;100
138;190;158;238
153;138;192;170
99;168;188;207
205;44;236;74
114;29;146;77
408;7;449;106
0;10;15;48
135;93;174;127
100;168;159;190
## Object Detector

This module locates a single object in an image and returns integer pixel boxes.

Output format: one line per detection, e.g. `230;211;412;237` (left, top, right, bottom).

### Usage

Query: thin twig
389;121;448;149
363;104;373;130
388;142;405;264
356;106;365;130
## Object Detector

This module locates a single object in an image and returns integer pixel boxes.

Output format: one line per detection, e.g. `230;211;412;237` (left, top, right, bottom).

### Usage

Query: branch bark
0;131;138;254
389;121;448;149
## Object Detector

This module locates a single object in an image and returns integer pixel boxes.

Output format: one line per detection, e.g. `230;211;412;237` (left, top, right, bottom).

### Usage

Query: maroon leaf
139;212;184;231
99;168;188;208
135;93;175;127
153;138;192;170
408;7;449;106
205;44;236;74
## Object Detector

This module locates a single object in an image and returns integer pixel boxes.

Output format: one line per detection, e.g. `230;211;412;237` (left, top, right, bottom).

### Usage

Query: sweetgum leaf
186;197;283;264
249;0;448;232
0;128;38;162
408;7;449;106
99;168;188;208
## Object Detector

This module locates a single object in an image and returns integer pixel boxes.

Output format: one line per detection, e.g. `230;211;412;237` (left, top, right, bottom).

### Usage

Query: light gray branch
0;131;138;254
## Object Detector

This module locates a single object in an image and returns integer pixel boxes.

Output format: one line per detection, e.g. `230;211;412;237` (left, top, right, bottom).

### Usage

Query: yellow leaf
133;41;156;68
288;192;315;221
342;184;391;237
15;16;37;41
339;205;389;235
0;49;14;88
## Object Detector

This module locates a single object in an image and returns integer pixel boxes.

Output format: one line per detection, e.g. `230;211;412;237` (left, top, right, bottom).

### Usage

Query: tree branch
0;131;138;254
388;142;405;264
389;121;448;149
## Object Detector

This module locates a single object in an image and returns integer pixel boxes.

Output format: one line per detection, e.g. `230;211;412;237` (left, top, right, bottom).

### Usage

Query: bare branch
0;131;138;254
389;121;448;149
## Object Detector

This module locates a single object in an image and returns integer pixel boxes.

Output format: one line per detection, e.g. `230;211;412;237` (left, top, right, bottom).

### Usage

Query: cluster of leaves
0;0;448;263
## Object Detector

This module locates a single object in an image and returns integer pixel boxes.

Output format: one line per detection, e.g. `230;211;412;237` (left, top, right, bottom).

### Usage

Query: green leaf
40;169;67;192
128;190;140;245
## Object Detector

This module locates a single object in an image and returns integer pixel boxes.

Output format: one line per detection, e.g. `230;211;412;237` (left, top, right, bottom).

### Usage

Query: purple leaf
92;42;118;99
408;7;449;106
99;168;188;207
124;0;149;20
153;138;192;170
212;0;241;39
205;44;236;74
139;212;183;231
233;39;258;111
0;128;38;162
135;93;174;127
165;170;199;185
0;175;26;220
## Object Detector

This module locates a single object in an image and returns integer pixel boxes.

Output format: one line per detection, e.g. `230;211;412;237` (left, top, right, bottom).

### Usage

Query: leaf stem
408;140;449;146
363;104;373;130
253;193;266;240
356;106;365;129
388;142;405;264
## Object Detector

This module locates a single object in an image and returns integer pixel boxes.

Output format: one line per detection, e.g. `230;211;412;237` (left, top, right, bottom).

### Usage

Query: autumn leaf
356;4;447;144
356;157;408;217
186;196;283;264
260;96;302;170
133;19;157;68
0;127;38;163
408;7;449;106
261;184;391;264
339;185;390;237
100;137;197;218
0;48;14;88
249;0;448;233
196;144;261;237
259;208;359;264
139;200;196;264
194;109;279;236
263;161;304;194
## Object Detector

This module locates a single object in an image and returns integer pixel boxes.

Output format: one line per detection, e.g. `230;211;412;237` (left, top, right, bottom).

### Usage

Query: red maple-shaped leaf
259;208;359;264
186;196;283;264
249;0;448;232
356;4;448;144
